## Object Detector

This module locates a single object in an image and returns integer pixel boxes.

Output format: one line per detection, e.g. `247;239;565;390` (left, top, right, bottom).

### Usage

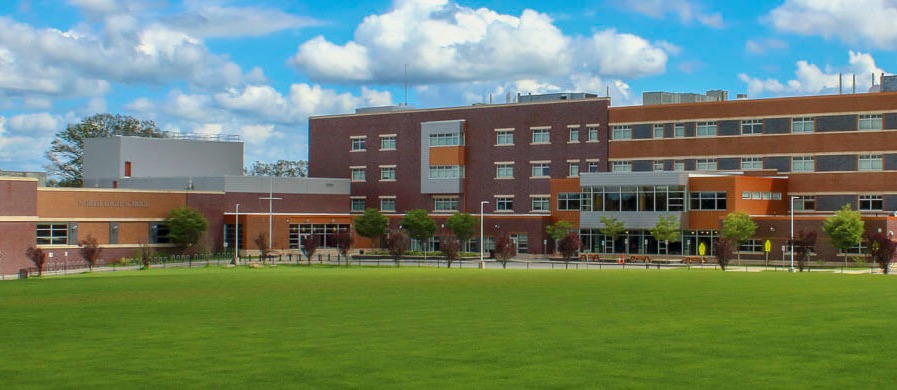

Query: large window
429;165;464;179
792;156;814;172
350;137;366;151
433;197;459;212
531;196;550;212
568;162;579;177
742;157;763;170
36;223;68;245
792;195;815;211
380;198;396;212
531;128;550;144
696;121;717;137
653;124;664;139
612;161;631;173
379;135;396;150
587;126;599;142
612;126;632;140
858;114;883;130
350;198;366;212
289;224;350;249
741;119;763;135
531;162;550;178
149;223;170;244
580;185;686;212
380;166;396;181
351;167;366;181
696;159;717;171
740;239;763;252
859;195;883;211
859;154;883;171
674;124;685;138
792;117;814;133
568;127;580;143
496;163;514;179
673;160;685;171
496;129;514;145
495;197;514;212
430;132;463;146
557;193;581;211
690;192;727;210
653;160;665;172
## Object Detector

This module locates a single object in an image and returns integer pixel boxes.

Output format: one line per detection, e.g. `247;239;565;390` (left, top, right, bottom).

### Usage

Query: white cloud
166;4;317;39
577;30;669;78
622;0;724;28
738;51;888;96
767;0;897;48
745;38;788;54
240;124;276;145
5;112;61;136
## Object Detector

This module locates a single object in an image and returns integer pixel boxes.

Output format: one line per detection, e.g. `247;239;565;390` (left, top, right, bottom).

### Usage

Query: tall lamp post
480;201;489;268
790;196;798;272
234;203;240;265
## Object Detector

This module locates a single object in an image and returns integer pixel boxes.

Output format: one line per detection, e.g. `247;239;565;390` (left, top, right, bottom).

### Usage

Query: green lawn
2;267;897;389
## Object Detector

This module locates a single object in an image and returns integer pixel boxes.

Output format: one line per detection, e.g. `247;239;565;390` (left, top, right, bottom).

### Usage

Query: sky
0;0;895;174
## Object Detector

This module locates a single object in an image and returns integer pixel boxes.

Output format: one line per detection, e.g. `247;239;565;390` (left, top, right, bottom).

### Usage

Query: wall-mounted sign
78;200;149;208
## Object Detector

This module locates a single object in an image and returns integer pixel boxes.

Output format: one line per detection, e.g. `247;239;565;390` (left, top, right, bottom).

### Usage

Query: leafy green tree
164;207;209;249
823;204;864;268
354;208;389;248
386;230;410;267
864;232;896;274
446;212;477;249
557;232;582;262
720;211;757;264
650;215;681;255
546;220;574;253
494;232;516;269
599;217;625;253
46;113;163;187
400;209;437;252
245;160;308;177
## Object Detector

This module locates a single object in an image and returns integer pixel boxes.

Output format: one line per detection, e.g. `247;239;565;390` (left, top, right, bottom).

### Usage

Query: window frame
741;119;763;135
653;124;664;139
433;197;459;212
531;128;550;144
495;196;514;212
858;114;883;131
791;156;815;173
350;137;366;151
612;126;632;140
36;223;69;245
741;157;763;170
380;197;397;212
350;167;366;182
696;121;718;137
696;159;717;171
792;117;815;133
587;126;600;142
379;135;396;150
568;127;580;143
611;161;632;173
531;162;550;178
567;162;580;177
858;154;883;171
350;198;366;212
379;166;396;181
531;196;550;213
859;195;883;211
496;129;514;146
495;163;514;179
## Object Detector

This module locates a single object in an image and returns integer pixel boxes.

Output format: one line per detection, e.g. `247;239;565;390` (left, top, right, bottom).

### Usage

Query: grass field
3;266;897;389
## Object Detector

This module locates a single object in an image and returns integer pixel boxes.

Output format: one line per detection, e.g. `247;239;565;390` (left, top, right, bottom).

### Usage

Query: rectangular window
495;163;514;178
696;121;717;137
674;124;685;138
612;161;631;173
36;223;69;245
379;135;396;150
653;160;665;171
380;198;396;212
587;126;599;142
859;154;883;171
859;195;883;211
350;198;366;212
496;129;514;145
531;128;550;144
742;157;763;170
429;165;464;179
653;124;664;139
531;196;550;212
689;192;728;210
696;159;717;171
587;161;600;173
740;239;763;252
531;162;550;178
612;126;632;140
495;197;514;212
741;119;763;135
792;156;814;172
350;137;366;151
673;160;685;171
351;167;366;181
557;193;581;211
149;223;170;244
380;167;396;181
792;117;815;133
793;195;815;211
568;162;579;177
433;197;459;212
430;132;463;146
858;114;883;130
568;127;579;143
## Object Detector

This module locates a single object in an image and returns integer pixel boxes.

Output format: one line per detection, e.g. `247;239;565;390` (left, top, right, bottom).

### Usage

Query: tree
138;241;154;270
440;235;461;269
386;230;410;267
546;220;574;253
494;232;516;268
791;231;817;272
557;232;583;262
354;208;389;248
301;235;319;264
78;235;102;271
599;217;625;253
446;212;477;250
650;215;681;255
164;207;209;249
720;211;757;264
400;209;436;253
254;232;269;263
336;231;353;264
865;232;896;274
25;247;48;276
244;160;308;177
712;238;735;271
46;113;163;187
823;204;864;268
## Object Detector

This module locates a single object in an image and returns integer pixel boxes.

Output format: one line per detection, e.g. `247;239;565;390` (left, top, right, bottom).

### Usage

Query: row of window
556;192;889;212
611;114;886;140
611;154;886;173
793;195;885;211
350;196;551;213
351;135;397;151
495;161;600;179
496;125;601;146
350;165;467;182
36;223;167;246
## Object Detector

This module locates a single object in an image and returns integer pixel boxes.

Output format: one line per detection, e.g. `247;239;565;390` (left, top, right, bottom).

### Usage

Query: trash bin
18;269;28;280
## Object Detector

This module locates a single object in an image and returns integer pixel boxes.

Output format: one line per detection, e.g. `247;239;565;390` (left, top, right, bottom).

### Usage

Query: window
696;159;717;171
741;119;762;135
379;135;396;150
674;124;685;138
859;154;883;171
612;126;631;140
429;165;464;179
568;162;579;177
380;166;396;181
496;163;514;179
653;124;664;139
858;114;883;130
430;132;463;146
495;197;513;212
742;157;763;170
433;197;459;212
793;195;815;211
689;192;727;210
531;196;550;212
350;137;366;151
791;156;814;172
696;121;717;137
792;117;814;133
351;167;366;181
740;239;763;253
350;198;366;212
149;223;170;244
742;191;751;200
587;126;599;142
568;127;580;143
673;160;685;171
587;161;600;173
496;129;514;145
531;128;550;144
859;195;883;211
612;161;631;172
653;160;665;171
36;223;68;245
557;193;581;211
531;162;550;177
380;198;396;212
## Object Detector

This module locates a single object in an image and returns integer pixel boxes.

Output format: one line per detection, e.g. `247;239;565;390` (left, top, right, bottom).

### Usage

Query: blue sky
0;0;894;173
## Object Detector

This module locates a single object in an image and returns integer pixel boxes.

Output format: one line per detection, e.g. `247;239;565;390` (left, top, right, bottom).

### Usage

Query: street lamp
234;203;240;265
480;201;489;268
790;196;798;272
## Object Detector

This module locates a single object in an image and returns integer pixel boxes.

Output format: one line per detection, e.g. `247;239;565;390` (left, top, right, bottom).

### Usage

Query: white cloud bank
767;0;897;48
738;51;889;96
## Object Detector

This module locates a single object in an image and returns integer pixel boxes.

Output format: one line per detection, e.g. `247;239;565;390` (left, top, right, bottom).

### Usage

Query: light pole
480;201;489;268
790;196;798;272
234;203;240;265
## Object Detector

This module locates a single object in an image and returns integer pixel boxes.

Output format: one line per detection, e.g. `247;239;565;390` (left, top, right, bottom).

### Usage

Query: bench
628;255;651;263
682;256;706;264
